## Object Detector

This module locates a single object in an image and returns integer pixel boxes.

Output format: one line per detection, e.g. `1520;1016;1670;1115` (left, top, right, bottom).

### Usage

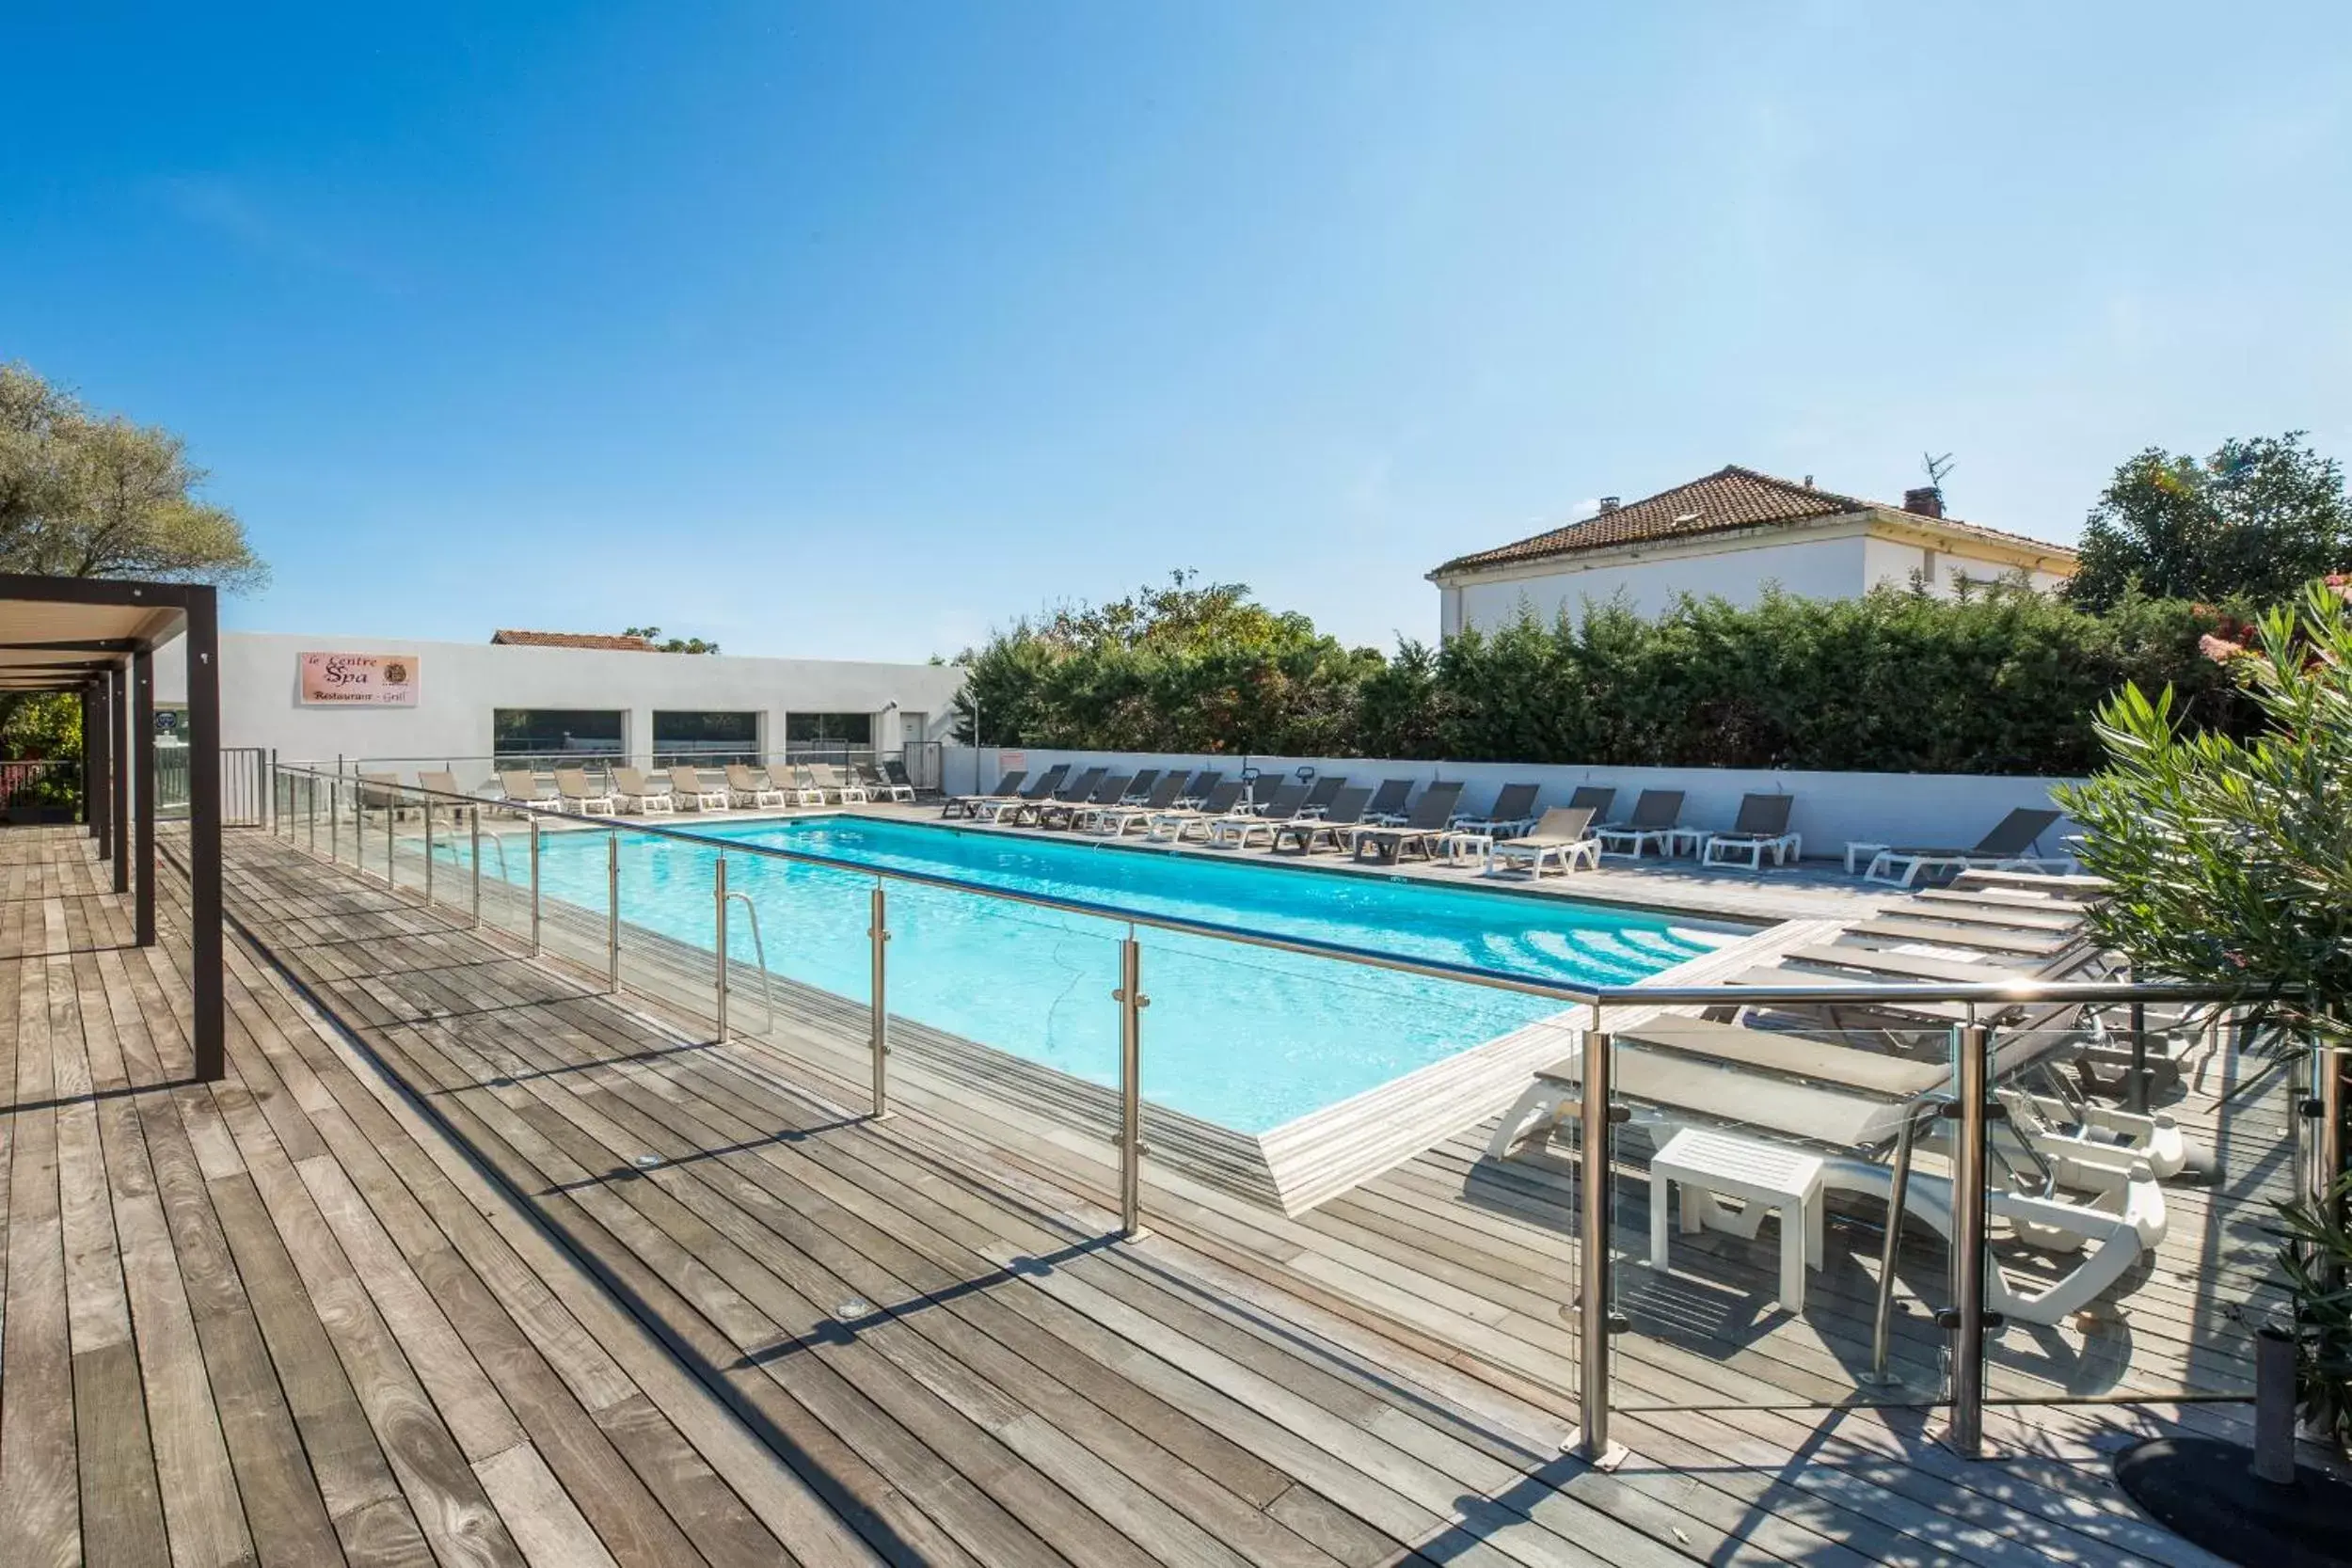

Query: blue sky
5;3;2348;659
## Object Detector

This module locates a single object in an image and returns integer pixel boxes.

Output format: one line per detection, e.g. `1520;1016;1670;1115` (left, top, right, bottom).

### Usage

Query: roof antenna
1922;451;1956;490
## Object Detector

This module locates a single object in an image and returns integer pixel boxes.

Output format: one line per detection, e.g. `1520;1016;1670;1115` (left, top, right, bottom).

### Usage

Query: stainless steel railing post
528;816;542;955
868;881;891;1118
1865;1108;1919;1385
385;786;395;887
1946;1022;1992;1458
423;794;435;905
1576;1026;1619;1464
607;834;621;994
329;777;340;861
1115;932;1148;1239
307;774;316;851
469;808;481;927
714;853;729;1038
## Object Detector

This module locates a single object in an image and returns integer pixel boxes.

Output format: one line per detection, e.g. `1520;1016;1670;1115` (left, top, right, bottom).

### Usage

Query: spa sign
298;652;420;706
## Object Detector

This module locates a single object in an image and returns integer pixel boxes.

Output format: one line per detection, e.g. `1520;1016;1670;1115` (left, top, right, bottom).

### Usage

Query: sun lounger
498;768;555;816
883;759;926;800
1483;806;1599;878
990;766;1104;826
969;766;1068;823
1294;775;1350;817
610;767;674;814
945;769;1026;818
1143;782;1247;842
1038;772;1132;831
779;766;827;805
1698;793;1801;869
1486;1023;2166;1326
556;767;618;816
1359;779;1415;825
1565;784;1615;821
806;763;866;803
1347;781;1465;863
1172;770;1223;808
1452;783;1541;839
1202;784;1308;848
668;765;730;813
1593;789;1687;858
726;765;787;809
1271;787;1373;853
859;761;915;802
1085;773;1184;834
1117;768;1162;804
1850;807;2069;887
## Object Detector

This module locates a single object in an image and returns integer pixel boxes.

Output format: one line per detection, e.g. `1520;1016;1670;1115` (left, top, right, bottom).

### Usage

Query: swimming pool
496;816;1750;1133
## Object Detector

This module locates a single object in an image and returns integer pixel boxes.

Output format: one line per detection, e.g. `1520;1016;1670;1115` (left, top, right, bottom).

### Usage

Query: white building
156;626;967;775
1428;466;2078;637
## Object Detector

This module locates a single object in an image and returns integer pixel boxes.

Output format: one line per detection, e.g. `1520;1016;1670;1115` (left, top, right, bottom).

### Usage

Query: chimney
1597;497;1621;515
1902;486;1944;519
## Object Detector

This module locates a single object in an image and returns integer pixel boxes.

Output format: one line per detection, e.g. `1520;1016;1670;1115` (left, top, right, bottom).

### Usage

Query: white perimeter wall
1455;535;1867;628
942;745;2082;864
155;631;967;770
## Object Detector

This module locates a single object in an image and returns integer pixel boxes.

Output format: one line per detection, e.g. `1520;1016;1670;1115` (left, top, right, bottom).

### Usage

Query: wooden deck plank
0;820;2265;1568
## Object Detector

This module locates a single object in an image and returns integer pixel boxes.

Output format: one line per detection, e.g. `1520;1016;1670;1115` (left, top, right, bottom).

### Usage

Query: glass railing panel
1976;1005;2296;1406
1606;1016;1955;1410
880;873;1126;1132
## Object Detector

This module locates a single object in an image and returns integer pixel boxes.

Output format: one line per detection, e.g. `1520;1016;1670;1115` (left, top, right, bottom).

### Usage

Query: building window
493;708;626;760
785;711;872;758
654;710;759;765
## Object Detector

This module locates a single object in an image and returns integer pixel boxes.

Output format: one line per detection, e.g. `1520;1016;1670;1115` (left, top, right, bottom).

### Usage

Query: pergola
0;573;223;1079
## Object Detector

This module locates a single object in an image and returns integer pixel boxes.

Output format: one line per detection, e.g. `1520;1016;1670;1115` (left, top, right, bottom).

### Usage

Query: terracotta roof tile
489;629;657;651
1431;465;2074;576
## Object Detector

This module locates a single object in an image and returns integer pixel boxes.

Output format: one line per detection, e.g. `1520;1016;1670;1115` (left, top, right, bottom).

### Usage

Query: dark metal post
109;662;129;892
132;648;156;945
528;815;541;954
868;881;891;1117
76;687;91;829
88;673;111;848
1947;1022;1992;1457
1577;1026;1620;1464
1116;932;1147;1238
184;587;225;1082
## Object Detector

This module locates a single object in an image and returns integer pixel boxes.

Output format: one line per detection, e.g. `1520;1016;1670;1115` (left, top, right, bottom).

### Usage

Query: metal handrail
268;757;2302;1467
267;762;2243;1013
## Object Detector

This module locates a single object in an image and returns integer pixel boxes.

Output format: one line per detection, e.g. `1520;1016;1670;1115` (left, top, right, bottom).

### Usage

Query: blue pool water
490;816;1749;1132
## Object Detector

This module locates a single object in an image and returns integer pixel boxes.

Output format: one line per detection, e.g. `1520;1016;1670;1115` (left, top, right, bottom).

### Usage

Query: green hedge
961;585;2259;776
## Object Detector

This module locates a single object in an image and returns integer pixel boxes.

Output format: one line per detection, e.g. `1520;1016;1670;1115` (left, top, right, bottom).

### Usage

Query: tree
2055;576;2352;1442
0;363;265;590
2067;432;2349;611
621;626;721;654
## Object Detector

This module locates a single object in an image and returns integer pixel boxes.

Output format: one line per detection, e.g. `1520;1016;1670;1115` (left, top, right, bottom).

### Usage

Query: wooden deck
0;821;2254;1567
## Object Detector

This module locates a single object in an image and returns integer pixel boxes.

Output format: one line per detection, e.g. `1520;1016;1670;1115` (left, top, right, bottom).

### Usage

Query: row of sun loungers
352;760;921;820
1486;869;2215;1328
935;768;2074;888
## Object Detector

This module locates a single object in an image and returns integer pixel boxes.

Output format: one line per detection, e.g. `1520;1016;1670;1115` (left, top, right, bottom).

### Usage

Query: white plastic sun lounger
668;766;730;813
1698;793;1801;870
555;767;618;816
726;765;787;809
610;767;675;814
1851;807;2071;887
1482;806;1599;878
1485;1029;2164;1326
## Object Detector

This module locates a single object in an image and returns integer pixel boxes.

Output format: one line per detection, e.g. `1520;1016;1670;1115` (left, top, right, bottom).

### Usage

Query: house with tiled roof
1427;466;2077;637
